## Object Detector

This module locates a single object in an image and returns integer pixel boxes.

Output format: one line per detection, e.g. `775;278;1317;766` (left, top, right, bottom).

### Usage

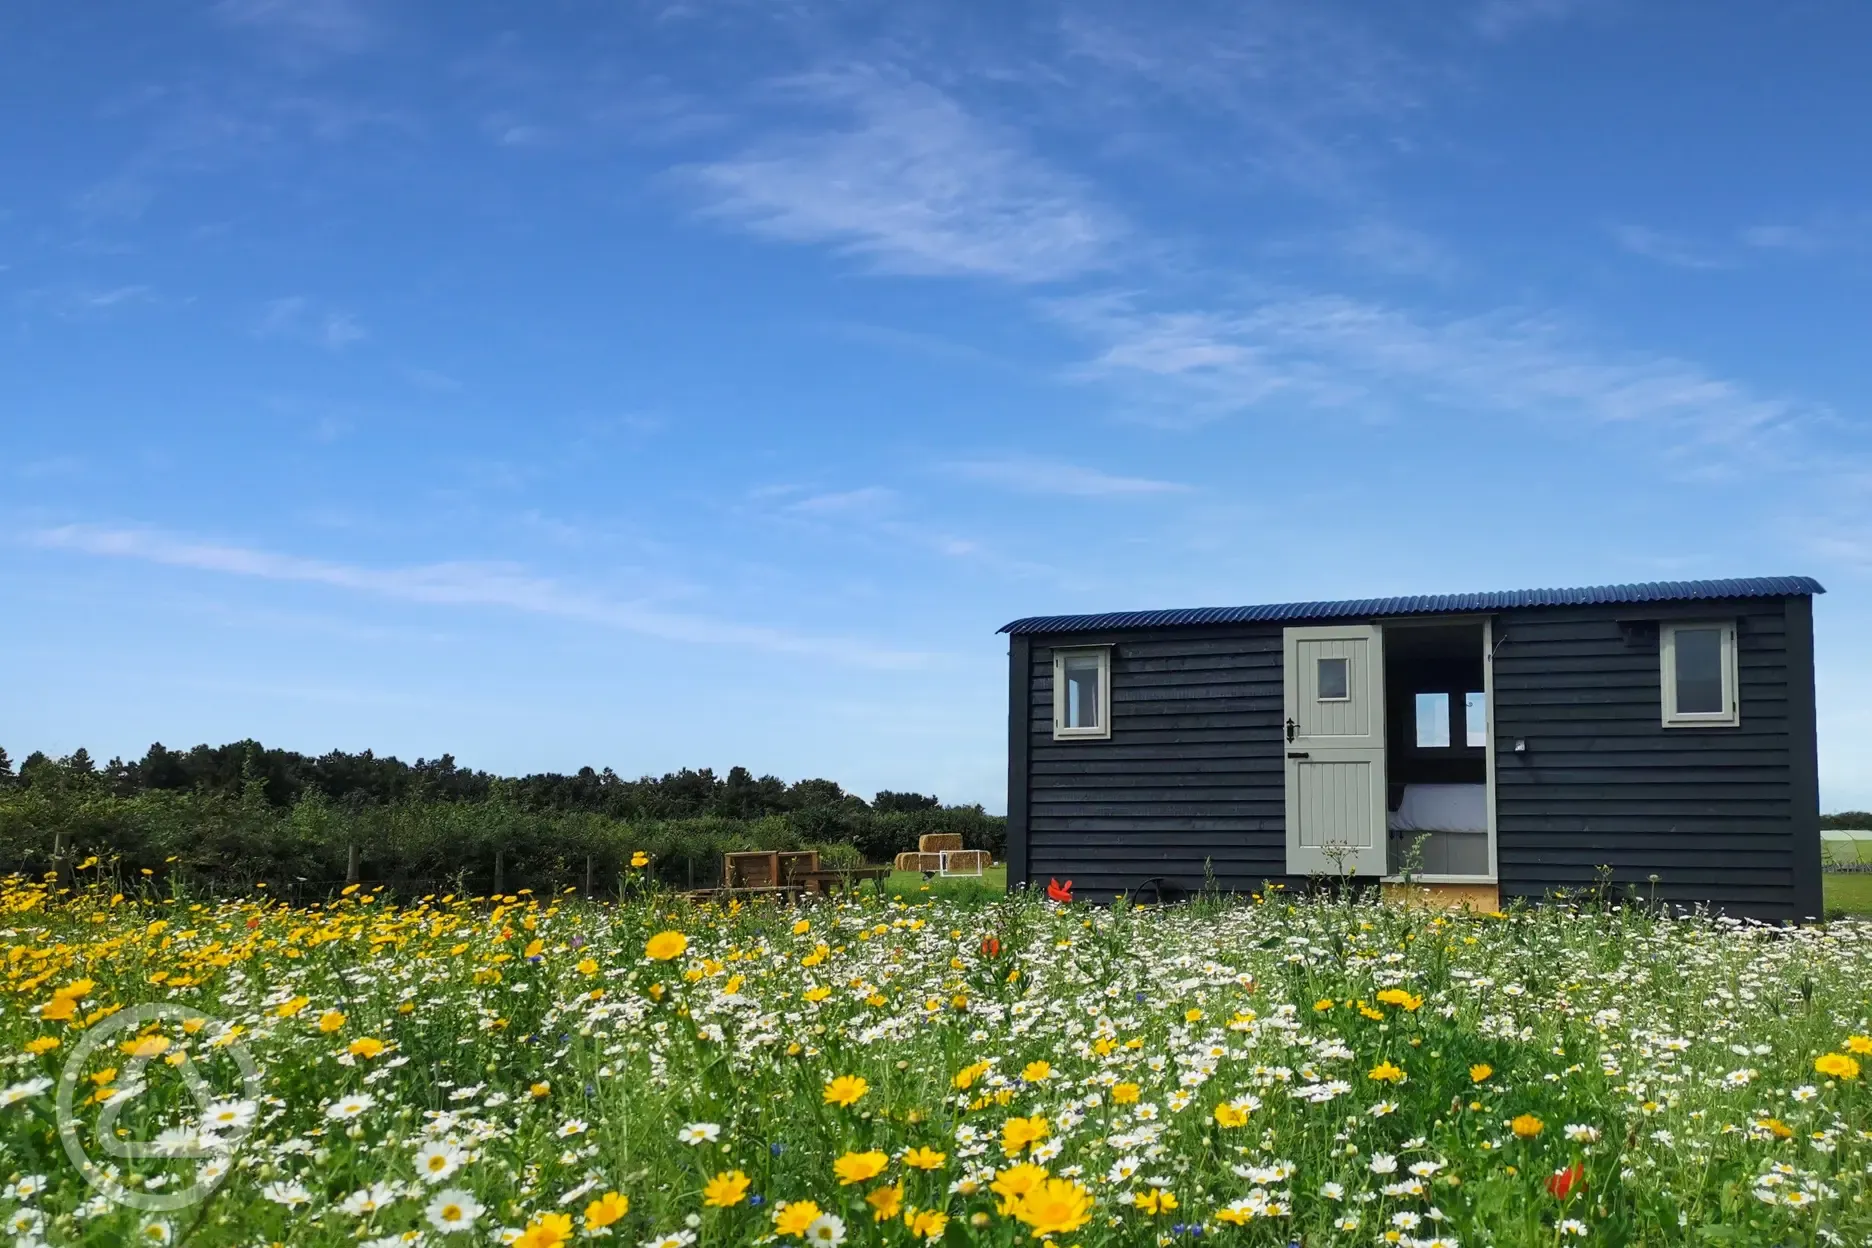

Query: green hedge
0;786;1004;899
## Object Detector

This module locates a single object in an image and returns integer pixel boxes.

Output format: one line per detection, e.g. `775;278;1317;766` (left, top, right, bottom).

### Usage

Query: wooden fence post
494;849;506;898
346;844;361;885
585;855;595;898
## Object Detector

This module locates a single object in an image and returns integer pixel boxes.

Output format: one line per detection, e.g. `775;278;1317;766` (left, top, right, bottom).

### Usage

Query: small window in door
1316;657;1350;700
1415;692;1451;748
1053;647;1112;740
1662;622;1738;727
1464;692;1487;747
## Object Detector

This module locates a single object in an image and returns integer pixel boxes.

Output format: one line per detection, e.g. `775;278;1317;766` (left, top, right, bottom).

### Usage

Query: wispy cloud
212;0;380;57
1472;0;1600;40
782;486;899;517
31;525;928;669
1052;291;1809;451
946;455;1192;498
1739;216;1870;256
686;69;1124;283
257;296;367;350
1608;224;1725;270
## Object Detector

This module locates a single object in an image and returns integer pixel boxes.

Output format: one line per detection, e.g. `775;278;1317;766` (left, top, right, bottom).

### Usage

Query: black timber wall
1492;596;1820;921
1016;625;1289;899
1009;594;1820;920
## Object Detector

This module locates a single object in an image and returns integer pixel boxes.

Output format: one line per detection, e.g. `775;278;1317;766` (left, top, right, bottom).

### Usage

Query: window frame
1660;620;1740;728
1052;646;1113;741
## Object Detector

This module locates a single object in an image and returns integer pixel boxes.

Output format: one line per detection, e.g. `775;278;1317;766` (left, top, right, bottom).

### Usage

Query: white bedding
1388;783;1488;834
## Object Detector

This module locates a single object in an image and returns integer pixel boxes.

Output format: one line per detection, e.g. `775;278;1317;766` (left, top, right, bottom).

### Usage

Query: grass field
5;870;1872;1246
1826;871;1872;916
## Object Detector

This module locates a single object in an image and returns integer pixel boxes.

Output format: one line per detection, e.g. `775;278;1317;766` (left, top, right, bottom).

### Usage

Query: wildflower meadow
3;871;1871;1248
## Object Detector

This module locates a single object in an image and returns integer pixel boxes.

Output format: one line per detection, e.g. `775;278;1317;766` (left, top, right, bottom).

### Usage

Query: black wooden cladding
1011;594;1820;921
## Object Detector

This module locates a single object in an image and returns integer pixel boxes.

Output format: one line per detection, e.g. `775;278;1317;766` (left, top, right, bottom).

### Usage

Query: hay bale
918;833;965;854
894;852;942;873
943;850;990;873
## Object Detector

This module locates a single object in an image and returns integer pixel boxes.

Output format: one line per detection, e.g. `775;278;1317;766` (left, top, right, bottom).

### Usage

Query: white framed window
1661;621;1739;727
1052;646;1111;740
1415;692;1451;747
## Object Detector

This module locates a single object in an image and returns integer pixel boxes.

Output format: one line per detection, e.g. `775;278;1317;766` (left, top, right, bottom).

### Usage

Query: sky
6;0;1872;812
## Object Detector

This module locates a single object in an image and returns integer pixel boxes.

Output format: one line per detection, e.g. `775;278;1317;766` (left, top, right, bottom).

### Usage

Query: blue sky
7;0;1872;811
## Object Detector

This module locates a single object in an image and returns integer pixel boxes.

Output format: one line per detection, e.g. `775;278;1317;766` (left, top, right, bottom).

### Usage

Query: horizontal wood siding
1493;598;1802;919
1026;628;1287;898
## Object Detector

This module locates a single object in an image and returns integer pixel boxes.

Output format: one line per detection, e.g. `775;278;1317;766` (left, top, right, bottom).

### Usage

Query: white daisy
426;1189;484;1234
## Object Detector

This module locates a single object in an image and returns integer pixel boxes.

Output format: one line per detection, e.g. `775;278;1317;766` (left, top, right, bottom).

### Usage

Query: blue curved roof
999;575;1824;636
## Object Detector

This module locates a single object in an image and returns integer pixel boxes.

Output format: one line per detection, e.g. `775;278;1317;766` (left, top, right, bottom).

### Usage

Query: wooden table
794;865;891;896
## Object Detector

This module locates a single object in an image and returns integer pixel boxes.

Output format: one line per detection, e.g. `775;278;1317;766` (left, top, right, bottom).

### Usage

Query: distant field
880;863;1007;900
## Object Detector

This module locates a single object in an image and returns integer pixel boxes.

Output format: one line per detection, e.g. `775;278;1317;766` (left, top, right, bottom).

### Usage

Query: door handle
1286;751;1310;759
1285;717;1297;743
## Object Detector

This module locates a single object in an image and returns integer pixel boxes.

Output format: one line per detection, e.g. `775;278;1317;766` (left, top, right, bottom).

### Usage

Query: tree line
0;742;1004;898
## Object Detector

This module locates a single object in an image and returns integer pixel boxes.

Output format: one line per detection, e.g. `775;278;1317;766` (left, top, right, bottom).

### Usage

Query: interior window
1415;692;1451;748
1662;621;1739;727
1053;647;1112;739
1672;628;1724;714
1317;657;1349;700
1464;692;1487;747
1064;655;1101;729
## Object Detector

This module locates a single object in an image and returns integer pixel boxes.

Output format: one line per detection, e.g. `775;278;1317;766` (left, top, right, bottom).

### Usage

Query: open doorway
1382;621;1495;879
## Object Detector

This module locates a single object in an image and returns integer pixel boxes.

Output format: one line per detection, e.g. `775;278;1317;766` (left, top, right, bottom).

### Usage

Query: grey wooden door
1283;624;1388;876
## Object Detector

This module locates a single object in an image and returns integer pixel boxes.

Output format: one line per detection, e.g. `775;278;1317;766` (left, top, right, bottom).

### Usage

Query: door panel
1284;624;1388;876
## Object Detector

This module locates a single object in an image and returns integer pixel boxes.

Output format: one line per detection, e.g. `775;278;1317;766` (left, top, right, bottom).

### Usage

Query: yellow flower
1013;1177;1094;1238
347;1037;387;1059
823;1074;870;1108
1213;1101;1249;1129
1376;987;1424;1012
773;1201;823;1237
514;1212;573;1248
1184;1008;1204;1023
834;1150;889;1186
523;939;545;959
276;996;310;1018
1846;1035;1872;1055
576;957;599;976
702;1170;750;1208
25;1037;59;1055
990;1163;1049;1209
1511;1114;1544;1138
1368;1060;1406;1083
905;1209;949;1240
792;919;811;935
630;851;650;868
1469;1063;1493;1083
1313;998;1335;1011
1815;1052;1861;1081
866;1183;904;1221
1758;1118;1794;1140
583;1192;629;1230
317;1010;346;1034
1021;1060;1052;1082
953;1060;991;1090
1000;1114;1050;1156
644;930;688;962
38;998;77;1023
1111;1082;1141;1105
1133;1189;1178;1214
903;1146;946;1170
803;986;832;1003
530;1081;551;1099
120;1035;169;1059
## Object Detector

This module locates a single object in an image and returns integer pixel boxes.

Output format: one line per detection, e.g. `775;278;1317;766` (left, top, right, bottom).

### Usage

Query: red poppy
1046;878;1074;903
1546;1162;1585;1200
979;936;1001;959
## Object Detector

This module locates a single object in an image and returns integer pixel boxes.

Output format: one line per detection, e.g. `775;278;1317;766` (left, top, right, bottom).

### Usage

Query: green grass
877;863;1007;900
1825;870;1872;916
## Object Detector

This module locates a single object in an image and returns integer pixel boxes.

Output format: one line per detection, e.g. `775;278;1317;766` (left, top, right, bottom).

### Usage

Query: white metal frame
1052;646;1112;740
1660;620;1740;728
937;851;984;878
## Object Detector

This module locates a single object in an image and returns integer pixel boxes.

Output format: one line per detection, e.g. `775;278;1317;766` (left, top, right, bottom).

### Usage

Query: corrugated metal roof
998;575;1824;636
